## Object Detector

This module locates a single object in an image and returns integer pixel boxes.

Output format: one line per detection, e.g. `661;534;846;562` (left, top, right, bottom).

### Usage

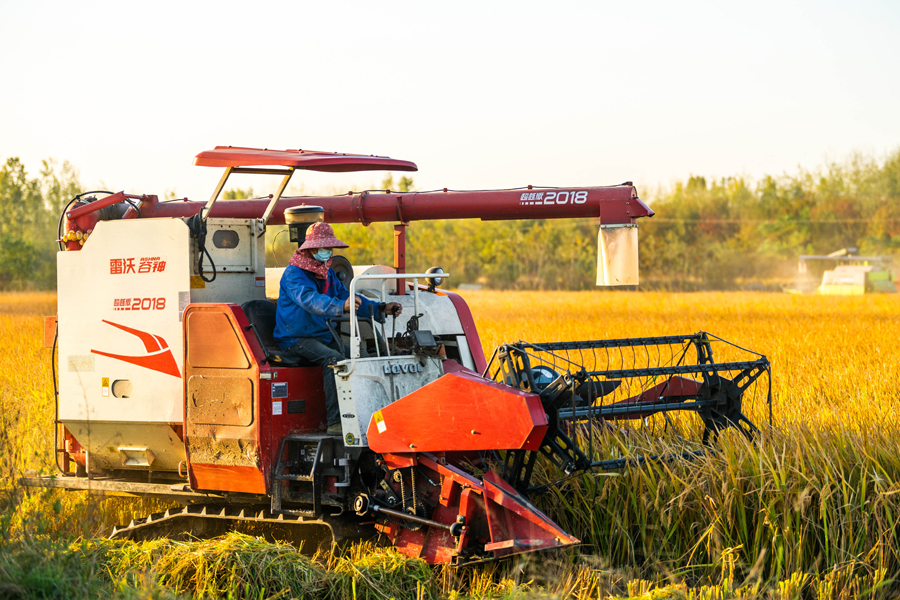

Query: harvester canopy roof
194;146;418;172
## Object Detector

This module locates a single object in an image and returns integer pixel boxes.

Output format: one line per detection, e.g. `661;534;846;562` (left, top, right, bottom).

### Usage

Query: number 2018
543;191;587;205
130;297;166;310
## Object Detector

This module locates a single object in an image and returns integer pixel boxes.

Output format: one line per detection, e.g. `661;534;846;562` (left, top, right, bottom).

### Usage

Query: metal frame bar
518;333;764;357
231;167;295;176
19;475;215;502
371;504;453;531
260;168;295;227
559;362;769;421
518;335;701;352
562;397;714;420
201;166;296;224
587;359;767;379
341;272;450;376
201;167;233;221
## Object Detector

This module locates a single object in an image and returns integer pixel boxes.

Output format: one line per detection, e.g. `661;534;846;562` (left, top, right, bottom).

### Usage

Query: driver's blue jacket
274;265;383;348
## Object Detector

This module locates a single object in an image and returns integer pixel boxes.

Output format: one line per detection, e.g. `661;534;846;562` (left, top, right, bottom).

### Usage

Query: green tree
5;149;900;292
0;157;82;290
379;174;415;193
0;235;36;288
223;187;256;200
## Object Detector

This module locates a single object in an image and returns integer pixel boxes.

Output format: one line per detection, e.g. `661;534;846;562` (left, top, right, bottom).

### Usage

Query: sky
1;1;898;202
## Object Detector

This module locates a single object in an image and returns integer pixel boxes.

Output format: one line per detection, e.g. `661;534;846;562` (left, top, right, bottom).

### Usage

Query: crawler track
110;504;375;550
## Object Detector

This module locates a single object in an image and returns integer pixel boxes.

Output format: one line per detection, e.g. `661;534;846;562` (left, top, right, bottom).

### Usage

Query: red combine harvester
25;147;771;565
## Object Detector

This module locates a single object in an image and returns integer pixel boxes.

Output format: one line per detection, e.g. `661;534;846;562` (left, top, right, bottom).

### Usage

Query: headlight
426;266;445;288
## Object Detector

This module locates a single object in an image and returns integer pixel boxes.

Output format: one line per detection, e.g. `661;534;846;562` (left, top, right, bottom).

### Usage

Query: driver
274;222;401;435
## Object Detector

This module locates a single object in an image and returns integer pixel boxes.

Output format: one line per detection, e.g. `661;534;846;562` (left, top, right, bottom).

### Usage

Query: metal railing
340;272;450;377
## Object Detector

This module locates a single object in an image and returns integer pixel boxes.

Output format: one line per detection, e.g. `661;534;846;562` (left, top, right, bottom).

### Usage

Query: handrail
339;272;450;378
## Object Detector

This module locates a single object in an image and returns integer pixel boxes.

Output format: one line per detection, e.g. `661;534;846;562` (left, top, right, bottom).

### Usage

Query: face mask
312;249;333;263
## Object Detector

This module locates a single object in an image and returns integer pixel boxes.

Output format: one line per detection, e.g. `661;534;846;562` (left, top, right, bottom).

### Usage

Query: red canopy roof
194;146;417;172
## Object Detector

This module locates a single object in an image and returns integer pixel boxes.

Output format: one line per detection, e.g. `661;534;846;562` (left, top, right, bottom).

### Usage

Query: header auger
24;146;770;565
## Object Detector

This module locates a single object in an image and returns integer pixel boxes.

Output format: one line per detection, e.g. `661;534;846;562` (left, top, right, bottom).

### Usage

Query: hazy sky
1;1;898;202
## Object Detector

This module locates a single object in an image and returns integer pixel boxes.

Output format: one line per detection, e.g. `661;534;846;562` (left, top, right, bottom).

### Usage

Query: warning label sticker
373;411;386;433
273;401;283;416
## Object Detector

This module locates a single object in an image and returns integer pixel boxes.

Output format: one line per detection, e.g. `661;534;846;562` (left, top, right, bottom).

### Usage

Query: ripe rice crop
2;290;899;598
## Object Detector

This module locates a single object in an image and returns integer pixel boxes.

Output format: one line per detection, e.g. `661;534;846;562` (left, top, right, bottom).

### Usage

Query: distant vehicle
785;248;897;295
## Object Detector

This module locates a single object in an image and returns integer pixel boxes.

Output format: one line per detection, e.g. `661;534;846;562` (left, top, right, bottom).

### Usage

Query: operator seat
241;300;313;367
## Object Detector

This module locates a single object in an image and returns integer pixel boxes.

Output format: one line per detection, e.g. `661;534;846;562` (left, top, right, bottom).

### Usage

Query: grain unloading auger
24;146;771;565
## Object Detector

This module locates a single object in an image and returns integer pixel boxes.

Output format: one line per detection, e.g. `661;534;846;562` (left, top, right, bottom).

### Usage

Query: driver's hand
383;302;402;316
343;295;362;313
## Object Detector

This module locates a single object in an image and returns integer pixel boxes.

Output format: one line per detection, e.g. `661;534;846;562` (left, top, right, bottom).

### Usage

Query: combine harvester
25;147;771;565
785;248;897;295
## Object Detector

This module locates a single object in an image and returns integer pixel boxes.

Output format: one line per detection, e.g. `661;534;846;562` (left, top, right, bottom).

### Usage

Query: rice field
2;290;900;599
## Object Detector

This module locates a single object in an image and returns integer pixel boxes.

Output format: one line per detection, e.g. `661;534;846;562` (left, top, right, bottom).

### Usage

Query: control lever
406;313;424;332
391;312;398;355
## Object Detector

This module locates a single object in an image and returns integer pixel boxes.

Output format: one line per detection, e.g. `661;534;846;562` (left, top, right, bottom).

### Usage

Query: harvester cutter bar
590;449;706;471
525;450;707;495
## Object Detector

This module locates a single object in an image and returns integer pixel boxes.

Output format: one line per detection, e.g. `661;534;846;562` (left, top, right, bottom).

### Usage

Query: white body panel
64;422;186;471
58;217;266;471
335;355;443;447
58;218;191;423
191;219;267;306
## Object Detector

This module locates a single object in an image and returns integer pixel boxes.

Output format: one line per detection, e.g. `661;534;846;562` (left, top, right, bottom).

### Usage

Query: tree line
332;152;900;290
0;158;80;289
2;150;899;291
